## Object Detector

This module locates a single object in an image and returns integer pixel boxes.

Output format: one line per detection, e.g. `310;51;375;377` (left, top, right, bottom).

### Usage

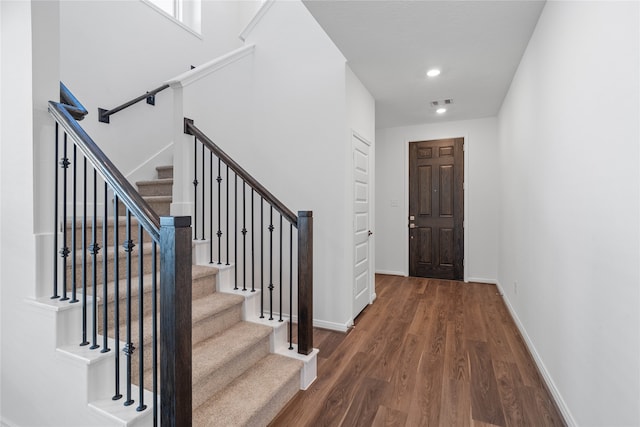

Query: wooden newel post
297;211;313;355
159;216;192;427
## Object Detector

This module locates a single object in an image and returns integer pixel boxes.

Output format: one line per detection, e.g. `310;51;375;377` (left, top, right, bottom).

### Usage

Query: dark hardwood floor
270;274;566;427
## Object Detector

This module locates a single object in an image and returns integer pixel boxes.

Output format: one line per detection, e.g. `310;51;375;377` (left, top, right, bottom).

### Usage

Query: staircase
61;165;305;426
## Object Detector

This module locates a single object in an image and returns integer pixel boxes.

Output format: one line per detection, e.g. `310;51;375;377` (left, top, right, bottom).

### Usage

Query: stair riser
65;246;154;290
64;219;144;252
192;335;271;409
156;167;173;180
137;181;173;197
146;200;170;216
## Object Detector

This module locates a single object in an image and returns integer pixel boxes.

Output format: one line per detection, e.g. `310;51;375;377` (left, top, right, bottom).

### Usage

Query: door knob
368;230;373;236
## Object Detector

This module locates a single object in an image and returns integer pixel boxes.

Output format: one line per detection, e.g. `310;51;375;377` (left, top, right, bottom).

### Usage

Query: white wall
178;0;365;330
375;117;500;281
497;2;640;425
60;0;257;181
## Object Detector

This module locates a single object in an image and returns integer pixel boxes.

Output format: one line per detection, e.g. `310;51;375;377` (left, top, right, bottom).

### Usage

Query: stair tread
192;322;272;384
193;292;244;324
136;178;173;185
193;353;302;426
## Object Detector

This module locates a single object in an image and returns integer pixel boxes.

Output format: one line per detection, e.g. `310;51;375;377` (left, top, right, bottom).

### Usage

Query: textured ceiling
303;0;546;128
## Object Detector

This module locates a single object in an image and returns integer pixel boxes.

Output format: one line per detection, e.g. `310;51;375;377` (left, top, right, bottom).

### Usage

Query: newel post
297;211;313;355
159;216;192;426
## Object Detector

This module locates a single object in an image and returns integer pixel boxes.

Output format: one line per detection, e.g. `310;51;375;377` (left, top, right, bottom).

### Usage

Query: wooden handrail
184;119;298;227
48;100;161;240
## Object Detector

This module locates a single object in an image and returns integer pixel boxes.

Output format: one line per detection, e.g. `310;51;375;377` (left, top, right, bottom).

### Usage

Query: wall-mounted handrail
49;101;161;240
184;119;298;227
98;83;170;124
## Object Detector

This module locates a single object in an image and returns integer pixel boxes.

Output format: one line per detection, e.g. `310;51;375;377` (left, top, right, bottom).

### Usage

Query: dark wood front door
409;138;464;279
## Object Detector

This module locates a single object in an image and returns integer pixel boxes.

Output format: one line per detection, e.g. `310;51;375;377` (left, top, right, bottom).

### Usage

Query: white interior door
353;134;371;317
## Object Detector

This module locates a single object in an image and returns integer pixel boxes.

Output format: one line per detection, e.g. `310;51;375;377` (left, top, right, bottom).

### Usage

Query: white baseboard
466;277;498;285
496;282;577;427
375;269;406;276
312;318;351;333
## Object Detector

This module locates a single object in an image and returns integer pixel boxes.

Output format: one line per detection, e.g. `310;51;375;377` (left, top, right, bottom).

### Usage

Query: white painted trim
238;0;275;42
495;282;577;427
139;0;203;39
375;269;406;277
124;142;173;179
312;318;352;333
466;277;498;285
165;44;255;89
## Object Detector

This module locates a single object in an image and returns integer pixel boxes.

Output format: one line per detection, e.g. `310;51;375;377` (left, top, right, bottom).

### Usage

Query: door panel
409;138;464;279
353;135;371;317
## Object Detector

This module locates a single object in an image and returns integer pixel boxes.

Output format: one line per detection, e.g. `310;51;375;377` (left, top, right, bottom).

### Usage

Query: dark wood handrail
49;100;161;240
98;84;170;124
184;119;299;227
60;82;89;121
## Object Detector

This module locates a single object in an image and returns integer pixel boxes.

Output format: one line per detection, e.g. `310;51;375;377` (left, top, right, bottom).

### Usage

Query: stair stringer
207;261;318;390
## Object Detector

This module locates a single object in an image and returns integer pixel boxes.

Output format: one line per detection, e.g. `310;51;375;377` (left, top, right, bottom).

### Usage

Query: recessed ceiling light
427;69;441;77
436;108;447;114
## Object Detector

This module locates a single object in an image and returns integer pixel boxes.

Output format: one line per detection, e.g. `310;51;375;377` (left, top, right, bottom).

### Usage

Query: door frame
404;135;468;281
351;131;376;321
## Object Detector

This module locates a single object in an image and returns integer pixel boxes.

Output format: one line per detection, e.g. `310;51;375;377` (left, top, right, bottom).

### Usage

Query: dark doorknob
368;230;373;236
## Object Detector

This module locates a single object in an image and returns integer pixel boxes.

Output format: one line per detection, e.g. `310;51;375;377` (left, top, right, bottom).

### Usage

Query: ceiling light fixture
436;108;447;114
427;69;441;77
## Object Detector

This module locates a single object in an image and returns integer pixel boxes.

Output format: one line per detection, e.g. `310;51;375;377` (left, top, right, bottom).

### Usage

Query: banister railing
49;83;191;426
184;119;313;355
98;83;170;124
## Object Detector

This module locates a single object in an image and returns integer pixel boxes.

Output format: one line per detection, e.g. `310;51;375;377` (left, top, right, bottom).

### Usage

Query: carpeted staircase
64;165;304;426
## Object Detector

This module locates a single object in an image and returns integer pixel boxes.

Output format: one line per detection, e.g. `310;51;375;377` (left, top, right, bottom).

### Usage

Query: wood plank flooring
270;275;566;427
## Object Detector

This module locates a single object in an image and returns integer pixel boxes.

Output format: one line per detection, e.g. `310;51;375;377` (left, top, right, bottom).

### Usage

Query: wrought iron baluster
269;206;274;320
80;157;89;346
71;144;79;303
193;136;198;240
52;123;60;300
90;169;100;350
113;196;122;400
151;241;158;426
137;225;146;412
60;133;70;301
101;182;110;353
260;199;264;318
279;214;283;322
251;189;255;292
289;223;294;350
209;151;213;263
242;181;247;292
216;158;222;264
234;174;238;290
226;164;229;266
124;210;135;406
201;141;205;241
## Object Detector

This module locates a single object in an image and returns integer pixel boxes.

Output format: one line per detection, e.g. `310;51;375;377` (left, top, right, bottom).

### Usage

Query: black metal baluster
209;151;213;263
101;182;110;353
80;157;89;346
260;199;264;319
90;169;100;350
279;214;283;322
151;241;158;426
251;189;255;293
242;181;247;292
289;223;294;350
124;210;135;406
137;225;146;412
193;136;198;240
226;165;229;265
216;158;222;264
201;141;205;241
60;133;70;301
52;123;60;300
234;174;238;290
113;196;122;401
70;144;79;303
269;206;274;320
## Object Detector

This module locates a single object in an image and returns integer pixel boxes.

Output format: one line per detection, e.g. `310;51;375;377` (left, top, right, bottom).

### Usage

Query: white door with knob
353;133;372;317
